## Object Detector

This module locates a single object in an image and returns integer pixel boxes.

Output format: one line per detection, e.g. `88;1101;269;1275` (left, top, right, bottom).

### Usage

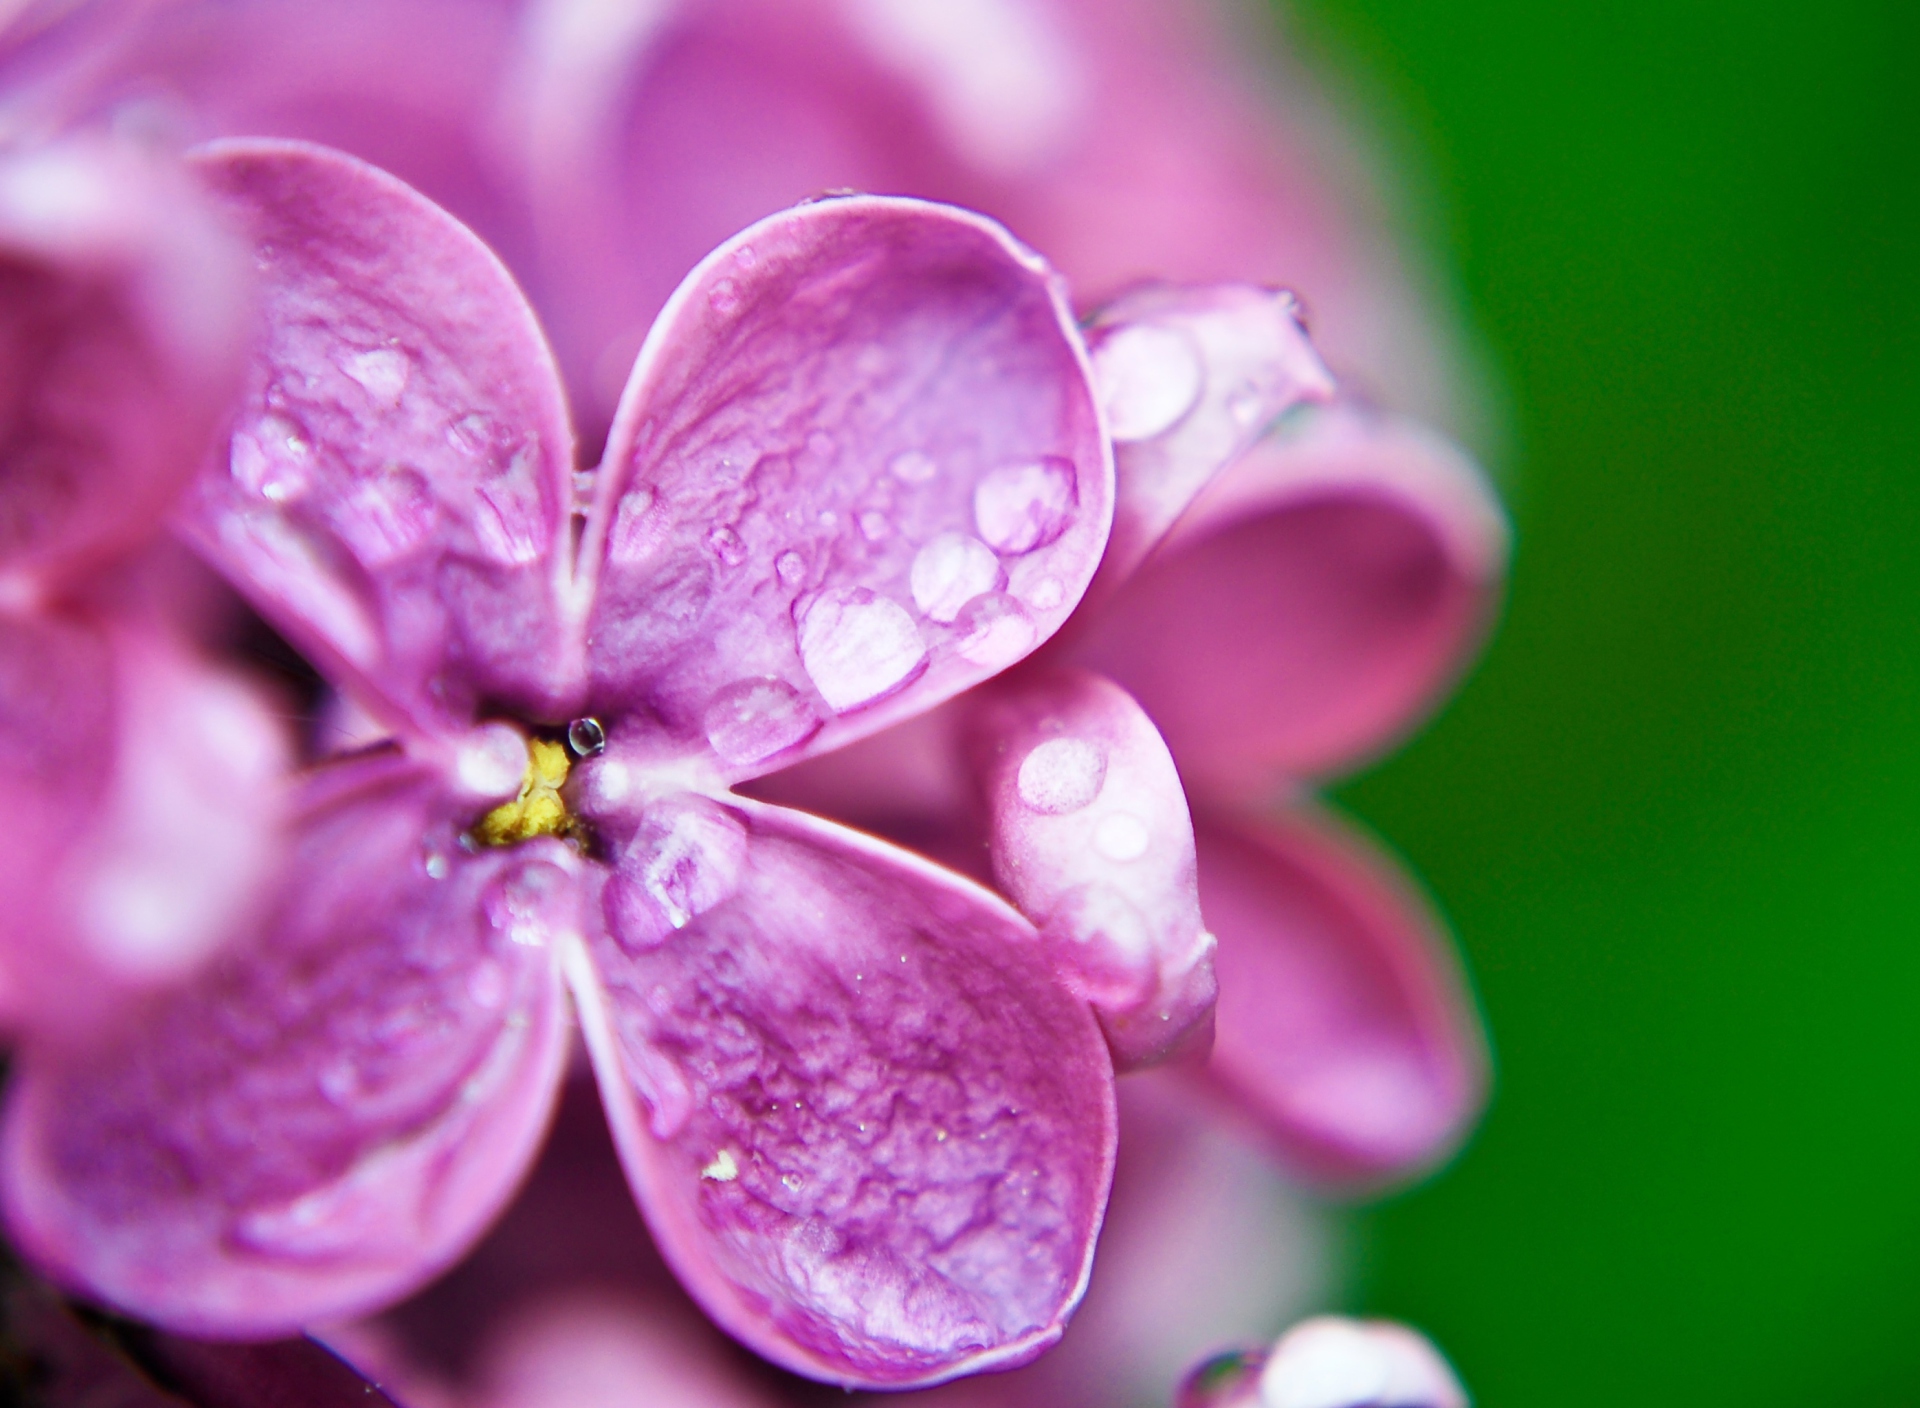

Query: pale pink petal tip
0;615;290;1043
1076;403;1507;791
1177;1316;1466;1408
573;796;1115;1389
583;195;1111;781
179;138;578;736
0;758;574;1336
1197;812;1488;1189
0;137;249;588
968;668;1215;1069
1083;282;1334;593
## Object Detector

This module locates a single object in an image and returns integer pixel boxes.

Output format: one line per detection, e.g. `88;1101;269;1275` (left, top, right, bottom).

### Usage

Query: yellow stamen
473;737;573;846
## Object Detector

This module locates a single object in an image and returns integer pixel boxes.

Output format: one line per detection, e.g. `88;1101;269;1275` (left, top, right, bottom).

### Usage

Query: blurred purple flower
1176;1315;1467;1408
0;134;288;1044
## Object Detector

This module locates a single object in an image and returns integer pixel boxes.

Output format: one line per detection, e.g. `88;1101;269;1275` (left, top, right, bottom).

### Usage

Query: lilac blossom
1176;1316;1468;1408
0;137;1280;1391
0;135;289;1044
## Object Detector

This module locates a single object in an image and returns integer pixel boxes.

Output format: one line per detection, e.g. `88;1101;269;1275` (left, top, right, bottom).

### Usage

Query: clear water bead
974;456;1076;554
796;589;927;712
953;592;1037;667
889;449;938;483
702;676;820;765
339;346;410;408
1091;322;1205;441
1016;737;1106;814
910;531;1004;623
566;717;606;756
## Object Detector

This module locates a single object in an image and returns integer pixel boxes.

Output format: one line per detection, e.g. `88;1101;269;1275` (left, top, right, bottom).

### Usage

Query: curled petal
1074;405;1507;791
0;609;289;1042
1081;283;1333;597
1195;808;1487;1188
581;196;1111;783
0;137;249;589
177;139;580;735
0;755;575;1335
569;794;1115;1389
967;668;1213;1069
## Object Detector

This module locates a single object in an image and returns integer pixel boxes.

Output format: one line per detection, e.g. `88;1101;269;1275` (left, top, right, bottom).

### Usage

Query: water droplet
1027;575;1065;610
796;588;928;712
817;509;838;529
483;860;572;948
910;531;1005;623
781;1171;805;1191
1017;737;1106;814
952;592;1037;668
973;456;1077;554
1225;379;1264;428
858;509;891;541
1091;322;1205;441
1094;812;1151;861
709;277;741;314
228;414;311;504
1175;1349;1265;1408
889;449;938;483
338;466;436;566
702;676;821;765
608;486;658;565
607;797;750;941
735;243;758;268
775;550;807;586
705;524;746;566
339;346;411;408
424;853;450;881
567;717;607;757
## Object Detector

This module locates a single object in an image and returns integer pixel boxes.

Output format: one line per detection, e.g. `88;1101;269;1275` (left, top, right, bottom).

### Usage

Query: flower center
472;736;574;847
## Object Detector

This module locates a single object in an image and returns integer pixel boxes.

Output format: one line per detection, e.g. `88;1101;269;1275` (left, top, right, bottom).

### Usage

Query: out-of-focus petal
0;609;289;1041
1074;406;1506;792
1184;1316;1466;1408
567;791;1115;1389
0;754;576;1335
967;667;1212;1070
1194;808;1487;1189
177;139;580;737
0;137;248;588
581;196;1110;784
1081;283;1333;597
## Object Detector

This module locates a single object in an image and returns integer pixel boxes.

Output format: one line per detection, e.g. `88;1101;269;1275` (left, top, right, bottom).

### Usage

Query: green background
1273;0;1920;1403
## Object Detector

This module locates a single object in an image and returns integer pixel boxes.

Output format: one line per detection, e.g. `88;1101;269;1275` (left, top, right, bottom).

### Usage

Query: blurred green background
1274;0;1920;1404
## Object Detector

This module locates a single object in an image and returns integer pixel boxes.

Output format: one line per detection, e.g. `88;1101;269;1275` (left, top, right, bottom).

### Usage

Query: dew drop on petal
567;716;607;757
973;456;1077;554
482;859;572;947
613;798;749;936
909;531;1005;623
775;550;806;586
796;588;927;712
709;277;741;314
952;591;1037;668
1026;575;1065;610
1016;737;1107;814
705;524;746;566
702;676;821;765
1090;322;1205;441
1094;811;1151;861
858;509;892;541
889;449;938;483
339;346;411;408
228;414;311;504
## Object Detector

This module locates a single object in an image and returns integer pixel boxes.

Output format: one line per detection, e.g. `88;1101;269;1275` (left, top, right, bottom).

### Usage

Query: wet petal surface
968;668;1214;1069
582;196;1110;782
1074;405;1506;791
1194;809;1487;1188
571;794;1114;1389
0;755;576;1335
178;140;579;736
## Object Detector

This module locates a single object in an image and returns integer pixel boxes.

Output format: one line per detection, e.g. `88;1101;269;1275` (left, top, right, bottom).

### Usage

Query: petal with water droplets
1194;807;1487;1189
1074;405;1506;792
581;196;1110;782
569;796;1115;1390
0;139;249;588
967;668;1213;1070
0;756;575;1336
178;140;580;736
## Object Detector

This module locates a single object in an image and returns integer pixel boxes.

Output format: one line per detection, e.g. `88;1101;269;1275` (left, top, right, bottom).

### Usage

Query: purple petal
580;196;1110;783
0;609;289;1043
0;137;249;588
967;668;1214;1070
0;755;576;1335
1080;283;1333;598
1072;405;1507;792
1194;808;1488;1188
568;794;1115;1389
177;139;581;736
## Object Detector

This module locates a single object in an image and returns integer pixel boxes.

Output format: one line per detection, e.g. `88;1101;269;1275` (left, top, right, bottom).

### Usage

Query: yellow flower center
473;737;574;846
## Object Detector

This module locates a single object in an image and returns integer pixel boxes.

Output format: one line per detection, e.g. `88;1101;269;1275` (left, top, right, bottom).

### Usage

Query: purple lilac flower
1175;1316;1468;1408
0;135;289;1045
0;137;1334;1391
